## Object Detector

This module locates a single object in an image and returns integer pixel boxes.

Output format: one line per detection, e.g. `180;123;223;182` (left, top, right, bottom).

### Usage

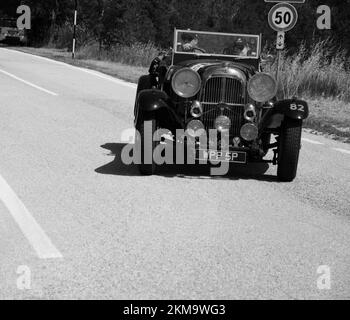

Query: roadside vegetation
267;40;350;142
13;38;350;143
270;41;350;103
77;42;159;67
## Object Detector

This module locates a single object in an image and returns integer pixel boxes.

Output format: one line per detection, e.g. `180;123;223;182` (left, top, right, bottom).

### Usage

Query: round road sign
268;2;298;32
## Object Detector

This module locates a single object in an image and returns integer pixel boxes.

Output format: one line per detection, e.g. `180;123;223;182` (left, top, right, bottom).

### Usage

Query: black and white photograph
0;0;349;305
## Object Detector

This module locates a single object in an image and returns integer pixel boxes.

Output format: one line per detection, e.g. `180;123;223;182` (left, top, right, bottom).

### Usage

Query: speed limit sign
268;2;298;32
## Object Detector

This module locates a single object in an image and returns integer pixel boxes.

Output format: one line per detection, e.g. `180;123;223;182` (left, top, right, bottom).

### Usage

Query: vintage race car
133;29;309;181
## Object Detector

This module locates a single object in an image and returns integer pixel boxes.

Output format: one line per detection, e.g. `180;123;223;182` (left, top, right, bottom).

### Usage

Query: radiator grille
200;77;245;136
201;77;245;105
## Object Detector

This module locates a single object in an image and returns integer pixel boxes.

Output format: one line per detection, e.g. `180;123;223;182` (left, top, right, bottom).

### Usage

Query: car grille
200;77;246;136
200;76;245;105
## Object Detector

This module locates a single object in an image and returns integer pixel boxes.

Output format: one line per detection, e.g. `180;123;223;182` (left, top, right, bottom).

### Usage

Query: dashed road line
0;67;58;96
333;148;350;155
0;174;63;259
301;138;324;145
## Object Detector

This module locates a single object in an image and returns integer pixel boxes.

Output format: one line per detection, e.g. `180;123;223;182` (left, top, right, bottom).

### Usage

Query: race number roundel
268;3;298;32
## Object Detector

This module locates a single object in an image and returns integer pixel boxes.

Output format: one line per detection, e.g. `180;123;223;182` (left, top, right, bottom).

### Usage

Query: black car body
134;29;309;181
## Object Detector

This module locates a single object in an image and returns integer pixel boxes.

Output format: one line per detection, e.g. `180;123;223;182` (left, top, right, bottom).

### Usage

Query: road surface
0;48;349;299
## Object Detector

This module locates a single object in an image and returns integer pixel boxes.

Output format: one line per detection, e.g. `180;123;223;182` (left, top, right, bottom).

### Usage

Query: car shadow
95;143;279;182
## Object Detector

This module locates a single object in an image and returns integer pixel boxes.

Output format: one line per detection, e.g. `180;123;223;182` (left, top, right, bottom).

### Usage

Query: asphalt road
0;48;349;300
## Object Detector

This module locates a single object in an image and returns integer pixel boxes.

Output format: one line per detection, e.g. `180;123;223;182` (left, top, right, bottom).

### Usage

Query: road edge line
0;174;63;259
1;48;137;89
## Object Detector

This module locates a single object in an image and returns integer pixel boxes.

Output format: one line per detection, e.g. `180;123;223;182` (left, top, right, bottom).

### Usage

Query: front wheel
277;119;302;182
134;75;152;120
136;118;157;175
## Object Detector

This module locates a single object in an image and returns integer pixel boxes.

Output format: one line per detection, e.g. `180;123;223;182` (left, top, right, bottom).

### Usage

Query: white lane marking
1;48;137;89
0;68;58;96
333;148;350;155
0;174;63;259
301;138;324;145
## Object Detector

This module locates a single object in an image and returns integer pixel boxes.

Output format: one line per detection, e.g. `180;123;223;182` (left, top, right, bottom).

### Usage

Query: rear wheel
277;119;302;182
136;118;157;175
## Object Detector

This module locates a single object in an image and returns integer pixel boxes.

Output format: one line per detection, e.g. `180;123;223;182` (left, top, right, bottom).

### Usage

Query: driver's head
234;38;244;51
182;33;199;46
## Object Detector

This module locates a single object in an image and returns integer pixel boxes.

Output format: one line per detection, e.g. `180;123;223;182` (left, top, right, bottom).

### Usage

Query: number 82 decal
290;103;305;112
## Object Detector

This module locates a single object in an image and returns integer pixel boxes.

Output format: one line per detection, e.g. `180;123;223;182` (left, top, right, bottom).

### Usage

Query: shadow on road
95;143;278;182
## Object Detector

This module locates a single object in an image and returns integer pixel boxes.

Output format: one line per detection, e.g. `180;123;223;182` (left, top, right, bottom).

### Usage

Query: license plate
197;150;247;164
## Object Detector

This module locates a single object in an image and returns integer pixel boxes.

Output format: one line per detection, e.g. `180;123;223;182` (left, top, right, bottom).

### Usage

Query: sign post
275;31;285;80
268;2;298;84
72;0;78;59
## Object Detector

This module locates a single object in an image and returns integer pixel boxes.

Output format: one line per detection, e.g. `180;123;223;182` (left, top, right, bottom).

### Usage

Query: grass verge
9;46;350;143
305;98;350;143
10;46;148;84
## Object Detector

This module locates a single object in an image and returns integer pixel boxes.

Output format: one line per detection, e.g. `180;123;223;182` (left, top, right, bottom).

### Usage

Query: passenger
224;38;249;56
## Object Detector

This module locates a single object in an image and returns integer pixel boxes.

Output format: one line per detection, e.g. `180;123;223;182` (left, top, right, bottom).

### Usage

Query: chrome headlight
172;68;201;98
248;73;277;103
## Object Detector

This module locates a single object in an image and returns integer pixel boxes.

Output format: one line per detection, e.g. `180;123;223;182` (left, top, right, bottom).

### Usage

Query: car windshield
174;30;260;59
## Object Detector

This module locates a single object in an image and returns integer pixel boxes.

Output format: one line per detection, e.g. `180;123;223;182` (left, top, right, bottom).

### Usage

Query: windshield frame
172;29;261;64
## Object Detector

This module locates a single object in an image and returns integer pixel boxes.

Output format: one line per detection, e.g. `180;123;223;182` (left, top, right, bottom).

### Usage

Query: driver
180;33;205;53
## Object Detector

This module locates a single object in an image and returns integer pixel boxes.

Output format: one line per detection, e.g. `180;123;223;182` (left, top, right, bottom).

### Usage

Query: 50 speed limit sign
268;2;298;32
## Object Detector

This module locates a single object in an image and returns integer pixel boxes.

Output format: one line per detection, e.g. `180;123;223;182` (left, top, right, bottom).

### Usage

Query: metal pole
276;49;281;84
72;0;78;59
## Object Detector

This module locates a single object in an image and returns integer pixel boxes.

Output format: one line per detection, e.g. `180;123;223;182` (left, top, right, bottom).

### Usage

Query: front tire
277;119;302;182
134;75;152;120
136;118;157;175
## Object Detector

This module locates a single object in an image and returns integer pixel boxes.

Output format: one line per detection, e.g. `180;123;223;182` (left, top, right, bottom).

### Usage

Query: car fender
260;99;309;130
273;99;309;120
137;89;169;112
135;89;169;124
135;89;183;128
